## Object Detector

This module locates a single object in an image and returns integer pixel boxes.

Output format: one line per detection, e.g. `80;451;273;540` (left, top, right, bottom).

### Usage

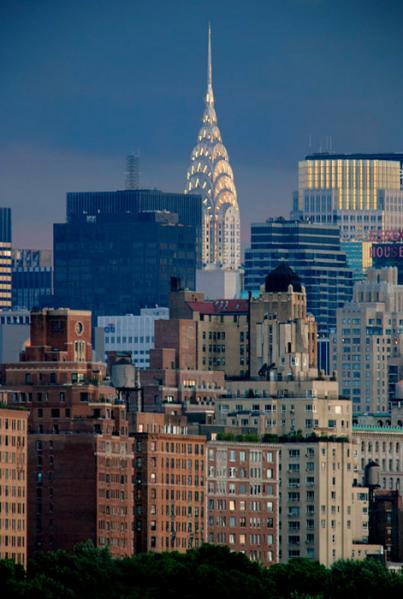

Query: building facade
184;25;240;269
0;407;28;567
4;308;134;559
66;188;202;266
331;268;403;413
132;413;206;553
354;424;403;493
12;249;53;310
369;488;403;562
340;240;373;282
141;318;225;417
207;440;279;567
0;207;12;309
54;211;196;322
95;307;169;369
212;268;381;566
0;309;30;363
244;219;353;339
371;242;403;285
168;283;250;378
294;153;403;239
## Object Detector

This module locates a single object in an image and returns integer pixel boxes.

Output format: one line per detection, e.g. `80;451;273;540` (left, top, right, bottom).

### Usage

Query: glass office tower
66;189;202;267
244;218;353;340
293;153;403;242
54;211;196;322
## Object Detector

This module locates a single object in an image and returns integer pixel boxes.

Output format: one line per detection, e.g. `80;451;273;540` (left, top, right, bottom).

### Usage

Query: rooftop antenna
125;153;140;190
208;22;212;90
205;22;214;106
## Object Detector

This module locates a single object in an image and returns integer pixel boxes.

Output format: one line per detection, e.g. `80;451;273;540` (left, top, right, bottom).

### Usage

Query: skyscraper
66;188;202;266
0;207;12;309
293;153;403;240
12;249;53;310
331;267;403;414
54;210;196;322
185;25;240;269
244;218;353;339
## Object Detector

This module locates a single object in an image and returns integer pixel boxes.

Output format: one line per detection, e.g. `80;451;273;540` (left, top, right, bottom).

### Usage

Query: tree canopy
1;543;403;599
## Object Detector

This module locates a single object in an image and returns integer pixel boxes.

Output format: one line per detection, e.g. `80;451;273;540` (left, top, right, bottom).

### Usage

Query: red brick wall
133;432;207;553
25;309;92;362
154;320;197;370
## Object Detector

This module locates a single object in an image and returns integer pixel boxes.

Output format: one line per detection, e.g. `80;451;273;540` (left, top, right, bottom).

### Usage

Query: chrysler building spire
185;25;241;269
207;22;212;91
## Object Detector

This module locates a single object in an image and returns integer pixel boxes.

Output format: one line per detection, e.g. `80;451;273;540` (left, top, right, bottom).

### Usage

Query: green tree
268;558;328;599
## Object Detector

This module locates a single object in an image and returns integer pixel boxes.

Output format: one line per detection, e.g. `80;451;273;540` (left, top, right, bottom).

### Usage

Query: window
74;340;86;362
289;449;300;457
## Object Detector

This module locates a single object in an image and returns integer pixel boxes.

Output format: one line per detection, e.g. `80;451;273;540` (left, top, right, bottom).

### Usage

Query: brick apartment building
0;406;29;566
369;488;403;562
132;412;206;553
207;440;280;566
142;318;225;417
3;308;134;558
159;269;316;382
168;283;249;377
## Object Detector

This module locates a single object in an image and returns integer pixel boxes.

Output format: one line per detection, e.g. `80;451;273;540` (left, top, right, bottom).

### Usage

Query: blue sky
1;0;403;247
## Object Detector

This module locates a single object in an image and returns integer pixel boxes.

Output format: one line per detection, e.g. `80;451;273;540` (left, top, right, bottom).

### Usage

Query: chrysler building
185;25;241;269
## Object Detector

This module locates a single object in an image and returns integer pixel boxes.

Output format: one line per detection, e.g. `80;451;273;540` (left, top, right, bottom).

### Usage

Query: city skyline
1;0;403;247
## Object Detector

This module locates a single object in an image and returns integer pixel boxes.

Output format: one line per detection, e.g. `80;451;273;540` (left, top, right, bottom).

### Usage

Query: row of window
105;335;153;344
0;418;26;432
208;466;274;479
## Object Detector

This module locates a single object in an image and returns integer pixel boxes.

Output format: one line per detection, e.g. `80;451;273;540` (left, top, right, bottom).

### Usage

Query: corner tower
185;25;241;269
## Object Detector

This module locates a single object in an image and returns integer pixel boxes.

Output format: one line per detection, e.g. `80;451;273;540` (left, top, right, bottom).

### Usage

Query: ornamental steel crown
185;25;241;269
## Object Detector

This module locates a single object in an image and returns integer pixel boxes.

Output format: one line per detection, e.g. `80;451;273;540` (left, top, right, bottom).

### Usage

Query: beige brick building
217;379;351;439
0;407;28;566
168;287;249;377
280;440;374;565
331;267;403;413
211;265;382;566
354;423;403;492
